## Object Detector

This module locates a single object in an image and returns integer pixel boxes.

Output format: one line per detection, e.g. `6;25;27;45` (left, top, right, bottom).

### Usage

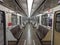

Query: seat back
10;25;22;40
37;25;49;39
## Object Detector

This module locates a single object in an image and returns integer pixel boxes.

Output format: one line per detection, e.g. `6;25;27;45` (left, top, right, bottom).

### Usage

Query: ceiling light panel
27;0;33;17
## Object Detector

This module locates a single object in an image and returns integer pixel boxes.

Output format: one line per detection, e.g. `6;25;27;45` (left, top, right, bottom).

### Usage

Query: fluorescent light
9;10;14;13
27;0;33;17
17;13;22;16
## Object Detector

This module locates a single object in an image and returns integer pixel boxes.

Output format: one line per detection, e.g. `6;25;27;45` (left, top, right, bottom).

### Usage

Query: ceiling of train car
31;0;44;16
0;0;28;16
16;0;28;16
0;0;58;17
31;0;59;16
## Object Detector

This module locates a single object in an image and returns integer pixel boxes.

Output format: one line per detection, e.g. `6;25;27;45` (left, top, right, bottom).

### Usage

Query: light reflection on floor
18;24;41;45
27;24;32;45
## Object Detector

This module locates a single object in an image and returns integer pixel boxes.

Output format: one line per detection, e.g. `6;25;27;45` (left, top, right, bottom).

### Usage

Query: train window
11;14;17;26
41;14;48;26
37;16;40;24
19;16;21;25
48;15;52;27
41;14;52;27
0;10;6;45
35;16;40;24
56;13;60;32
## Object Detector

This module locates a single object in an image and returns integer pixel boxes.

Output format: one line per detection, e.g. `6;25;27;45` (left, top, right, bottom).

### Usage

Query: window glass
41;14;52;27
56;13;60;32
19;16;21;25
41;14;48;26
48;17;52;27
11;14;17;26
37;16;40;24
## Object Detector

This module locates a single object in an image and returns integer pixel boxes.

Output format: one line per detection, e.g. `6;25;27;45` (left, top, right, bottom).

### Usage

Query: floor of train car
18;23;41;45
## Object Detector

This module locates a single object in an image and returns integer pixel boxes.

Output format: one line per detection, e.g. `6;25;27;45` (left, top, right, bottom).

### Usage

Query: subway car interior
0;0;60;45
